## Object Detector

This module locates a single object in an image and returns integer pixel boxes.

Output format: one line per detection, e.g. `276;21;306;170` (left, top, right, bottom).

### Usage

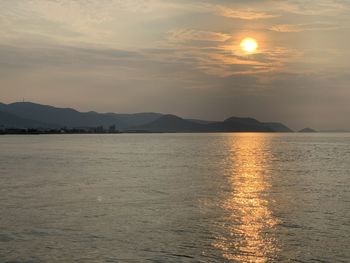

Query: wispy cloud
212;5;277;20
269;22;343;33
277;0;350;15
0;0;179;47
167;29;231;43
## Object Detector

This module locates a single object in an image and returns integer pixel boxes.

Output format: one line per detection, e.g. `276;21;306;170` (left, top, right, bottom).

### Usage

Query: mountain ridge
133;114;292;133
0;101;293;132
0;110;55;129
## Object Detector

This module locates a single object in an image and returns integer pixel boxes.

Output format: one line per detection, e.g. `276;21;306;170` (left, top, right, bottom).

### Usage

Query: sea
0;133;349;262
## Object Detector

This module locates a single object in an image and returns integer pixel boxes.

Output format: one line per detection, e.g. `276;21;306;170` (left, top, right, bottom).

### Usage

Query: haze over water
0;133;349;262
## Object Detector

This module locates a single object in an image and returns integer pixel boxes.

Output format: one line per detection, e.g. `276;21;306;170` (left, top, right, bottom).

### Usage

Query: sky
1;0;350;130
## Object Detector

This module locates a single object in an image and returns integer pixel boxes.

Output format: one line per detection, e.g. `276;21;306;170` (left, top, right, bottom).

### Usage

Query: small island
298;127;317;133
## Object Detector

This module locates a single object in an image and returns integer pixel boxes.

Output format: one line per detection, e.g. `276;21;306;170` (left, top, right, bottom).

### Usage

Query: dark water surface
0;133;349;262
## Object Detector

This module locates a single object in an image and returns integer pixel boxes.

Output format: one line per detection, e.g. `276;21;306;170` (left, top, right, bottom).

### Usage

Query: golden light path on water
213;134;280;262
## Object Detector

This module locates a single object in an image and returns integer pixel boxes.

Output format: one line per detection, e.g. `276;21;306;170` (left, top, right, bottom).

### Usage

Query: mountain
0;101;293;132
206;117;270;132
0;110;53;128
0;102;162;129
263;122;293;132
132;114;206;132
134;115;292;133
2;102;124;128
186;119;216;125
104;112;163;127
205;117;292;132
299;127;317;133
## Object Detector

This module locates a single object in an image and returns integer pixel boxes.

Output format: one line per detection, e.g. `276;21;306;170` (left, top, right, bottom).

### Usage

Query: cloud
269;22;343;33
269;24;304;33
166;29;231;43
0;0;179;47
212;5;277;20
277;0;350;16
166;2;277;20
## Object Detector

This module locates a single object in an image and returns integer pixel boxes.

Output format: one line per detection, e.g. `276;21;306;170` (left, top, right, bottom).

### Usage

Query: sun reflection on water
213;134;280;262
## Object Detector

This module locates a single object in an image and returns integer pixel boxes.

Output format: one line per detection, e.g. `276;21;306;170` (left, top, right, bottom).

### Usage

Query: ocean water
0;133;349;262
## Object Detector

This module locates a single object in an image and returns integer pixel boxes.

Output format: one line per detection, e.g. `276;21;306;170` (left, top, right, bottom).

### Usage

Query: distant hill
204;117;269;132
104;112;163;127
186;119;216;125
0;101;293;132
299;128;317;133
1;102;125;128
0;102;162;129
209;117;292;132
134;115;292;133
132;114;206;132
0;110;54;128
263;122;293;132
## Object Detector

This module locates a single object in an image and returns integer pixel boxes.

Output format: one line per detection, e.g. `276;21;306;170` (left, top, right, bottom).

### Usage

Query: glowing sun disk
240;38;258;53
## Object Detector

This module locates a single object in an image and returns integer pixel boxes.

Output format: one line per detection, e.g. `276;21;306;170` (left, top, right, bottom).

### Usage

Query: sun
240;38;258;53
